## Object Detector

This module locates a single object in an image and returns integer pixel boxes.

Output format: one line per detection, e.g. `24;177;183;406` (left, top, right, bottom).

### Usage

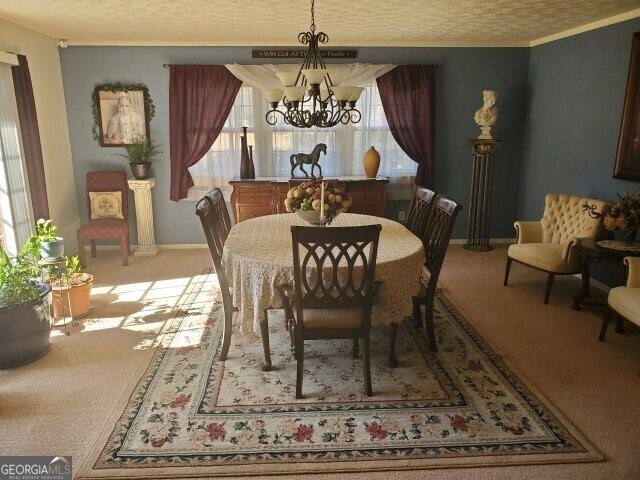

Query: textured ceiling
0;0;639;47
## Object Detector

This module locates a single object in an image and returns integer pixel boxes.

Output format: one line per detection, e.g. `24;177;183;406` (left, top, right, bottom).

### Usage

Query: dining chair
389;196;462;359
195;188;235;361
282;224;381;399
76;170;130;267
405;186;440;239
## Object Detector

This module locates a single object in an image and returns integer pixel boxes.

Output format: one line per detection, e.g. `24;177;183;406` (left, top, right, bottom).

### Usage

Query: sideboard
229;176;389;223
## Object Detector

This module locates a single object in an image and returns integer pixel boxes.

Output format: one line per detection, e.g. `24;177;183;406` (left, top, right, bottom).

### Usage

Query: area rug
78;269;601;479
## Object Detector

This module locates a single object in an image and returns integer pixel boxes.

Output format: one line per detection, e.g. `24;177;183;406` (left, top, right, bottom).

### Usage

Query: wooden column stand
464;139;500;252
128;178;158;256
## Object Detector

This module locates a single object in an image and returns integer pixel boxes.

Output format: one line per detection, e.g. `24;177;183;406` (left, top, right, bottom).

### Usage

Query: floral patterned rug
78;270;601;478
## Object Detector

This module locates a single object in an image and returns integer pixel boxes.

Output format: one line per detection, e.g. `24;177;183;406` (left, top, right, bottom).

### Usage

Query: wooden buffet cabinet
229;176;389;223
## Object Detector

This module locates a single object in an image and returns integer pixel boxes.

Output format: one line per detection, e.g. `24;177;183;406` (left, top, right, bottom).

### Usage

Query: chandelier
264;0;363;129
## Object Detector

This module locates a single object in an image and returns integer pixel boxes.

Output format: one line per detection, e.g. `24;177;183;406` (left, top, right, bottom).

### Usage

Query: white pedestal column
128;178;159;256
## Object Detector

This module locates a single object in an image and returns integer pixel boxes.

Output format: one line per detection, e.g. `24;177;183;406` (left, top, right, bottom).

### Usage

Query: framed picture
93;84;152;147
614;31;640;181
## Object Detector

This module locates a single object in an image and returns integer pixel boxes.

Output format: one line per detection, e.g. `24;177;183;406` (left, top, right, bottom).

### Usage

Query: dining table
221;212;425;370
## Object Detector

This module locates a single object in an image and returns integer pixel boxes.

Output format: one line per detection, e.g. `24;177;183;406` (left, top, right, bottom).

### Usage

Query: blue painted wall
520;18;640;220
59;46;529;244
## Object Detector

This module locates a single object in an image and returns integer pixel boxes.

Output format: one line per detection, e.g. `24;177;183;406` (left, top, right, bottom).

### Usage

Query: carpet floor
78;269;601;479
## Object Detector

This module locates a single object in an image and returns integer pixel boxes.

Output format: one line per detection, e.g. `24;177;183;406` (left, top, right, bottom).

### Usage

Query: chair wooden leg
120;237;129;266
599;308;613;341
259;314;272;372
77;235;86;268
388;322;399;367
295;333;304;399
544;273;555;304
90;240;97;258
352;338;359;358
363;334;372;396
504;257;512;286
218;307;233;361
425;302;438;352
412;297;423;326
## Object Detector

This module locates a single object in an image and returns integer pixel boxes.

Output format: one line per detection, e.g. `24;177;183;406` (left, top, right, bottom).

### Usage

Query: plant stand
38;257;76;335
128;178;159;256
464;139;500;252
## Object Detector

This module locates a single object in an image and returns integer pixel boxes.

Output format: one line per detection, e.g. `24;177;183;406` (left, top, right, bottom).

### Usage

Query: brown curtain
11;54;49;220
169;65;242;201
377;65;436;188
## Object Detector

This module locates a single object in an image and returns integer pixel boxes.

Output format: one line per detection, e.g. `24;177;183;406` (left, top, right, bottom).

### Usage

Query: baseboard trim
450;238;515;245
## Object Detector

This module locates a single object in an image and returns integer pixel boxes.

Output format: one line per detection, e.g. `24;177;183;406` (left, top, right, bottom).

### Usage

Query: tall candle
320;182;325;219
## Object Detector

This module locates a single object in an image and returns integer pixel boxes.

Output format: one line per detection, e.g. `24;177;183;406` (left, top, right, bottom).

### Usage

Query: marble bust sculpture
474;90;498;139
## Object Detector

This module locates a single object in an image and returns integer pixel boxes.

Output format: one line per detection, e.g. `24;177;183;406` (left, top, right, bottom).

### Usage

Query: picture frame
613;31;640;181
92;83;153;147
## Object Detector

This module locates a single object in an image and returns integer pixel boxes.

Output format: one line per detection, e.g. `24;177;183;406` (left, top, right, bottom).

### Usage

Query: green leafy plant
35;218;59;241
0;244;41;308
117;138;162;164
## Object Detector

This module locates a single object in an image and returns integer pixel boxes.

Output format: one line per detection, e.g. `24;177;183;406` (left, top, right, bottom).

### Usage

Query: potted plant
118;138;161;180
0;242;52;368
49;255;94;319
29;218;64;260
583;192;640;243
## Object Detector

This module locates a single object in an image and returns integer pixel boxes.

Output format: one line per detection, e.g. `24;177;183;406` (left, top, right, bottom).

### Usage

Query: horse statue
290;143;327;178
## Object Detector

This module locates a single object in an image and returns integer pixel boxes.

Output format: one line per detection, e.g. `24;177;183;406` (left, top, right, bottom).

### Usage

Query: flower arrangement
284;177;352;225
583;192;640;231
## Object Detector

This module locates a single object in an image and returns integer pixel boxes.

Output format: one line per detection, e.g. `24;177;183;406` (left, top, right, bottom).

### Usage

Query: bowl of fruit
284;178;352;225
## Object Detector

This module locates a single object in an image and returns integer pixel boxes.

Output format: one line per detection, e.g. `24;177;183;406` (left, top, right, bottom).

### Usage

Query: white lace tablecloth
222;213;425;341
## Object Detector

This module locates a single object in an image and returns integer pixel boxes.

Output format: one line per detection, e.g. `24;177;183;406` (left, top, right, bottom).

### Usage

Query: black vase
239;126;255;179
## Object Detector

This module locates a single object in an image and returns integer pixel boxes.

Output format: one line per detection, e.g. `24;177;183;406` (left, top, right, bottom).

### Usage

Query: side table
128;178;159;256
38;257;75;335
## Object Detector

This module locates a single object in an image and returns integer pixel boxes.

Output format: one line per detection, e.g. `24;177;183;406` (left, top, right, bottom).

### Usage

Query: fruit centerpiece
284;177;352;225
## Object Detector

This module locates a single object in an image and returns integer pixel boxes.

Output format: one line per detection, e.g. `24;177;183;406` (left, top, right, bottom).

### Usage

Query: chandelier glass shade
264;0;363;129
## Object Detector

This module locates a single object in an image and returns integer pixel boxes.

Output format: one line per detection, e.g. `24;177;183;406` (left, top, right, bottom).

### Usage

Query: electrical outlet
398;211;405;222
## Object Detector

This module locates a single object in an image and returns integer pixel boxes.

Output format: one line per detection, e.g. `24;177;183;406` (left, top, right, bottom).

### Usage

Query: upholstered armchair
600;256;640;344
504;193;605;304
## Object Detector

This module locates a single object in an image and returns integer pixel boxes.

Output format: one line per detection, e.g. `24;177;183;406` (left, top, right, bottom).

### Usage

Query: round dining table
222;212;425;369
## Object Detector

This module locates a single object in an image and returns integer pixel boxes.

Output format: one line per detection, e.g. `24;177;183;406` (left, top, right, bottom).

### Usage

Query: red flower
507;425;524;435
205;422;227;441
467;360;483;372
449;414;468;432
178;346;193;356
205;316;216;326
169;394;190;409
365;422;388;440
151;438;166;447
293;424;314;442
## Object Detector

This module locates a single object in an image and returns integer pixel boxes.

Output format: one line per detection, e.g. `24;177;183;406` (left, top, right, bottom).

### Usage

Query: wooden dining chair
405;186;440;238
282;224;381;399
76;170;130;267
413;196;463;352
195;188;235;361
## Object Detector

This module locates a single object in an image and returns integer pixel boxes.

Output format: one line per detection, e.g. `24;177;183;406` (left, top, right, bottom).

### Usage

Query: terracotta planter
0;283;52;369
51;274;93;319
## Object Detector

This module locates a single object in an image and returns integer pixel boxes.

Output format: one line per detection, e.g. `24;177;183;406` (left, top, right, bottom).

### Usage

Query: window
0;61;33;254
188;82;416;200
